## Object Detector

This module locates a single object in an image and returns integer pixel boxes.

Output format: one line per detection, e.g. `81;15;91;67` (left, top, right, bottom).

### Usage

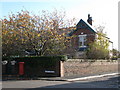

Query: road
1;74;119;89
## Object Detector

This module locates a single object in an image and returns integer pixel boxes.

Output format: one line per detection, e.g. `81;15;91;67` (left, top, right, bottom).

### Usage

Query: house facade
68;14;113;58
69;14;96;51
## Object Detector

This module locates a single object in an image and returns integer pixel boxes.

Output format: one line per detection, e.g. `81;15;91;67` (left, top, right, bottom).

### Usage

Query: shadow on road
27;76;119;89
2;76;119;90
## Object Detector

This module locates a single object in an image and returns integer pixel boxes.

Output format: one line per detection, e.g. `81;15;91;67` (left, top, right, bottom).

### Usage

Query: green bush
111;56;118;60
86;42;110;60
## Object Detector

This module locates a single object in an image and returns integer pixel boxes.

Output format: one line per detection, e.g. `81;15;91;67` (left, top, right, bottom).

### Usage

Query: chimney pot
87;14;92;25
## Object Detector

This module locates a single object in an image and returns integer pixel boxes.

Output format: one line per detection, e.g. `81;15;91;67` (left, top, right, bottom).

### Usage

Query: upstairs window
78;34;87;48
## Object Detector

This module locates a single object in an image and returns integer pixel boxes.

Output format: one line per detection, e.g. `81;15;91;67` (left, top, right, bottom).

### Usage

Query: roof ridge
79;19;96;33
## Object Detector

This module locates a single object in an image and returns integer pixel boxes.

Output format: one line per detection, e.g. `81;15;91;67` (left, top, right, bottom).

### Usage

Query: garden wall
64;59;118;77
2;57;118;78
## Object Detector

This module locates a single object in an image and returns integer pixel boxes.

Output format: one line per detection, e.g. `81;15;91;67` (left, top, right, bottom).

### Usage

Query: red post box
19;62;24;75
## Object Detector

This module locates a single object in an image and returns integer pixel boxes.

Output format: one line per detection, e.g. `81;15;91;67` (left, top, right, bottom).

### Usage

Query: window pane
79;35;87;47
79;36;83;42
79;42;82;46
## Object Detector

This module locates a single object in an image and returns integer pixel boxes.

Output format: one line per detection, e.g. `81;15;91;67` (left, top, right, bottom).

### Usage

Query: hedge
2;55;67;68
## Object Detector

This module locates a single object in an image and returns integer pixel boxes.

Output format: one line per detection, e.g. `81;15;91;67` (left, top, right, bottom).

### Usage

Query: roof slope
69;19;96;36
68;19;113;43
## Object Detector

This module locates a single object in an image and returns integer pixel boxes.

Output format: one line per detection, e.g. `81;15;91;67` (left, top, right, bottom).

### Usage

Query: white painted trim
78;34;87;37
78;34;87;47
79;46;87;48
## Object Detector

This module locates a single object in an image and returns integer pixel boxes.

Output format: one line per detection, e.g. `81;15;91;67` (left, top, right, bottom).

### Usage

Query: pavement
2;73;119;89
2;72;119;82
37;73;119;82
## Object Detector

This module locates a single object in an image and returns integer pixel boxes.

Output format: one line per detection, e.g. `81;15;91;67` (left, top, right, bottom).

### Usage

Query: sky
0;0;119;50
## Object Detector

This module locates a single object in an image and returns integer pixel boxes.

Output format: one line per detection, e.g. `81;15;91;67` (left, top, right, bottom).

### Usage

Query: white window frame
78;34;87;48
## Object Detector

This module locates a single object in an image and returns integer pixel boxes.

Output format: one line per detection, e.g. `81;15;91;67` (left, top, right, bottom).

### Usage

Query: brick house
68;14;113;58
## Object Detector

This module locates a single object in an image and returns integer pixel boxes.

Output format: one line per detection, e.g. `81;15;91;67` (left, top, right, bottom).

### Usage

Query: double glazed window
78;35;87;47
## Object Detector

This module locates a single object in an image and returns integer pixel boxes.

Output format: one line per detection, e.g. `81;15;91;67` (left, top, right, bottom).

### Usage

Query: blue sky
0;0;90;18
0;0;119;50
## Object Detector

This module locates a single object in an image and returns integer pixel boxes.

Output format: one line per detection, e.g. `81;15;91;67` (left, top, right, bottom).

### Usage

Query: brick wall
64;59;118;77
72;28;95;49
2;59;117;78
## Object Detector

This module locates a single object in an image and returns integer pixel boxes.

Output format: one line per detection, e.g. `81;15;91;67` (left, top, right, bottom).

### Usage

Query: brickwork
60;61;64;77
64;59;118;77
2;59;118;78
72;28;95;49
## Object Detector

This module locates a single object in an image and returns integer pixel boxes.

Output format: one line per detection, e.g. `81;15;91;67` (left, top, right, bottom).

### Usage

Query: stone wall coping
66;59;118;62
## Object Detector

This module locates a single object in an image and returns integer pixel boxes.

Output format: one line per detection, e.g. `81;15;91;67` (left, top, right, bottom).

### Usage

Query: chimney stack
87;14;92;25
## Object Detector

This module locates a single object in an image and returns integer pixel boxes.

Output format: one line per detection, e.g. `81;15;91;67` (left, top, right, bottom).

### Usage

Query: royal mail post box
19;62;24;75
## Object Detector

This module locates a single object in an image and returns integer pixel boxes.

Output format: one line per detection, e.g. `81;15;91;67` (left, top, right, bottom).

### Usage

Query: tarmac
2;72;119;82
37;73;119;82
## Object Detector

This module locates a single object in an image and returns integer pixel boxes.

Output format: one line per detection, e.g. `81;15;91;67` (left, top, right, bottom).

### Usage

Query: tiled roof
69;19;96;36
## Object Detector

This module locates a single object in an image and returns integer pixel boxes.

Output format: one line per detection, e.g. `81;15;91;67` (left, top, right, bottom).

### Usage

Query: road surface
2;74;119;89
